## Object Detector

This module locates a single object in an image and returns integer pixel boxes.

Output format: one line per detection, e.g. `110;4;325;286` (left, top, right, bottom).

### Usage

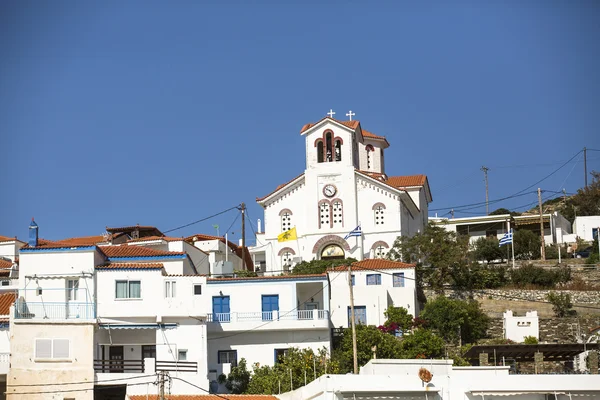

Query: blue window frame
366;274;381;285
212;296;230;322
261;295;279;321
348;306;367;326
351;274;355;286
393;273;405;287
218;350;237;366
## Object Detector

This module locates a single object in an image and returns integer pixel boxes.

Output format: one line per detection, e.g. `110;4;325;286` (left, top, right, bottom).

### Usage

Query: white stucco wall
503;310;539;343
0;240;24;262
573;216;600;242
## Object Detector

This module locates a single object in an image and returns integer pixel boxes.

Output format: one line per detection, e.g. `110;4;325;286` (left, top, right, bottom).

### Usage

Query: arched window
335;140;342;161
366;145;374;170
280;209;293;232
281;251;293;268
319;201;331;228
317;141;324;163
373;203;386;225
332;200;343;228
375;246;387;258
325;132;333;162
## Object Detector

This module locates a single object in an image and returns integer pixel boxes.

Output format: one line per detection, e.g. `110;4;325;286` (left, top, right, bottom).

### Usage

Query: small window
281;211;293;232
218;350;237;366
348;306;367;326
116;280;141;299
165;281;176;298
193;284;202;295
393;273;405;287
35;339;52;359
275;348;290;363
178;350;187;361
351;274;355;286
366;274;381;286
66;279;79;301
35;338;70;360
1;280;9;286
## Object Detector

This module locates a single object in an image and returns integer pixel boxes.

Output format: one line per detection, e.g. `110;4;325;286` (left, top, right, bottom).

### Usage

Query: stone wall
425;288;600;304
486;316;600;343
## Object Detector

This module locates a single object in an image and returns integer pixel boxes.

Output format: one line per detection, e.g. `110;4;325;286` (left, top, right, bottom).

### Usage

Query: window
165;281;176;298
332;201;343;227
212;296;231;322
348;306;367;326
334;139;342;161
281;252;293;270
317;141;324;163
351;274;355;286
35;338;70;360
393;273;405;287
366;274;381;285
1;280;9;286
281;211;292;232
262;295;279;321
319;202;330;227
374;205;385;225
218;350;237;366
325;132;333;161
115;280;141;299
178;350;188;361
275;348;289;363
366;145;374;169
66;279;79;301
193;284;202;295
375;246;387;259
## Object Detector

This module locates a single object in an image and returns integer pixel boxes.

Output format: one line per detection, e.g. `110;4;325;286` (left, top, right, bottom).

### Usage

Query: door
262;295;279;321
65;279;79;319
305;302;319;319
141;345;156;372
212;296;230;322
109;346;124;373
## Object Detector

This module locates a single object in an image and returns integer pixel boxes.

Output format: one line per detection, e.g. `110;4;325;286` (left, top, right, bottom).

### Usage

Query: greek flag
344;225;362;240
499;230;513;247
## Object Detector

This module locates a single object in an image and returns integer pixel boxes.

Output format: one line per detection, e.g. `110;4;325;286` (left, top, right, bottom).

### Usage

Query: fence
14;300;96;320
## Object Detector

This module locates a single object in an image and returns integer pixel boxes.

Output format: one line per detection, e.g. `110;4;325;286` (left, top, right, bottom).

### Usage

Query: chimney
29;218;39;247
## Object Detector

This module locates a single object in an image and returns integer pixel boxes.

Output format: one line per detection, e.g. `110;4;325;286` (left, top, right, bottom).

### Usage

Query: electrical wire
429;191;536;212
8;380;153;395
164;206;239;234
7;373;157;387
170;376;229;399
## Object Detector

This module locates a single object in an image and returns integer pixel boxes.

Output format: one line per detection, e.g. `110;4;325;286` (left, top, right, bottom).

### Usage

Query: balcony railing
14;300;96;320
94;359;198;373
207;310;329;323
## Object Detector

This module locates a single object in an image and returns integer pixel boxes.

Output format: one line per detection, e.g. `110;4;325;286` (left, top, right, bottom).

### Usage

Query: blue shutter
262;295;279;321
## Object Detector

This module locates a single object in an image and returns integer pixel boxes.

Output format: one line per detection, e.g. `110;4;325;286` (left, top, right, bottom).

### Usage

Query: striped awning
98;323;177;330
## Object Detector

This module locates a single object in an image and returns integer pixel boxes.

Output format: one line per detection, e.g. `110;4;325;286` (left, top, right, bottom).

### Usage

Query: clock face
323;184;337;198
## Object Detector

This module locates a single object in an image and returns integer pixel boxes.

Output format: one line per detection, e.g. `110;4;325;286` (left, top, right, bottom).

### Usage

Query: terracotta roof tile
256;172;305;202
0;260;13;269
386;174;427;188
96;262;165;270
361;129;386;140
0;292;17;315
55;235;107;246
331;259;415;272
130;395;277;400
300;116;360;134
22;238;97;250
0;235;22;243
127;236;182;243
99;246;185;258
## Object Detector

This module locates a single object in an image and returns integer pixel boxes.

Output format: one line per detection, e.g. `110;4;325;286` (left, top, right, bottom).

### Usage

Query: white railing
207;310;329;323
14;300;96;320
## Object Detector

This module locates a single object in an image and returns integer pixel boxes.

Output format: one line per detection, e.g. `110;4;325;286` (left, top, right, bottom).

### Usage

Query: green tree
559;171;600;223
451;263;509;290
523;336;538;344
225;358;251;394
388;222;470;293
420;297;489;344
490;208;521;217
546;291;575;317
472;237;505;263
513;229;541;260
291;258;357;275
382;306;413;334
399;328;445;358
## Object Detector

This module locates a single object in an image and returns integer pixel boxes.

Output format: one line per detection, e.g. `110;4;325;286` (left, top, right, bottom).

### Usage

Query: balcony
14;300;96;320
94;358;198;374
206;309;330;332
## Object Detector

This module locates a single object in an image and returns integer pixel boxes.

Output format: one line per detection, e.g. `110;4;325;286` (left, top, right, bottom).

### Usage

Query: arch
330;198;344;228
365;144;375;151
312;235;351;254
318;199;331;228
370;241;389;250
317;142;324;163
372;202;386;210
334;139;342;161
278;247;296;256
279;208;293;216
325;131;333;162
314;138;323;147
321;244;345;259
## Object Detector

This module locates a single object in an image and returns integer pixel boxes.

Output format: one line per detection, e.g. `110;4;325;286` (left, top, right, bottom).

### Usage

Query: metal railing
94;359;145;373
156;360;198;372
14;300;96;320
207;310;329;323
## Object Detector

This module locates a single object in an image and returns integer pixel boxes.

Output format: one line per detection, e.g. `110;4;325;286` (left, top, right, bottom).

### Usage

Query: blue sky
1;1;599;243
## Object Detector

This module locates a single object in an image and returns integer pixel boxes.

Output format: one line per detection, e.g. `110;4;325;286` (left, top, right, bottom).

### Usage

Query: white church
250;112;432;274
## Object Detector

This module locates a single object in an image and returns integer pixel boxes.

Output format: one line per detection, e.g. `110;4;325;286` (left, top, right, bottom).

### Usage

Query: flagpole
511;228;515;269
294;226;301;262
358;222;364;261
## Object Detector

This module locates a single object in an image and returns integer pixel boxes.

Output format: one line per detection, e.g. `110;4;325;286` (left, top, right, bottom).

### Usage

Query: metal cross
346;110;355;121
327;109;336;118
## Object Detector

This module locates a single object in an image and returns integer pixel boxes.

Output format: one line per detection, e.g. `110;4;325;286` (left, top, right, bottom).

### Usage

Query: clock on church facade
251;114;432;275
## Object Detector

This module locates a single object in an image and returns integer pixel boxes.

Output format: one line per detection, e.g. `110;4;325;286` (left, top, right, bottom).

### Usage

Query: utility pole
537;188;546;261
481;166;490;215
159;371;166;400
451;209;454;219
348;264;358;374
584;147;588;187
241;202;246;270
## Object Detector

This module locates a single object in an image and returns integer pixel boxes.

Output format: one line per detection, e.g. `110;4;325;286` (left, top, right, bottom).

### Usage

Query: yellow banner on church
278;227;297;242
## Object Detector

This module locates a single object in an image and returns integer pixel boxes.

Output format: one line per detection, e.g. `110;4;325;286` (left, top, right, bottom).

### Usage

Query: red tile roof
0;259;13;269
0;235;22;243
130;395;277;400
299;117;388;142
362;129;387;141
331;259;415;271
106;225;162;234
22;238;97;250
0;292;16;315
99;246;184;258
96;262;164;270
386;174;428;188
127;236;182;243
55;235;107;246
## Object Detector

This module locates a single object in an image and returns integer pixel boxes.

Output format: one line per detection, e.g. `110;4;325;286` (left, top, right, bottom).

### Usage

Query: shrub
472;237;505;263
513;230;541;260
451;263;509;290
509;264;571;288
546;291;575;317
523;336;538;344
545;244;567;260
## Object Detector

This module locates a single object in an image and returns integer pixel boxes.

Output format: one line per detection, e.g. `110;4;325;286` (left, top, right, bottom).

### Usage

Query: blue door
261;295;279;321
348;306;367;326
212;296;230;322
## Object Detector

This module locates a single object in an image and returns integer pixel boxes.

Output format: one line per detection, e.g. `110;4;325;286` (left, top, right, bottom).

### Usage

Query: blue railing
14;300;96;320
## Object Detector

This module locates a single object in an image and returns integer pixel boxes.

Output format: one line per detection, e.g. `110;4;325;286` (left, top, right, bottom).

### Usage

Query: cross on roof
327;109;336;118
346;110;355;121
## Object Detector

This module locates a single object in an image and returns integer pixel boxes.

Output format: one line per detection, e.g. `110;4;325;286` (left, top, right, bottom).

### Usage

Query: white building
503;310;539;343
572;216;600;242
251;115;431;274
430;212;572;245
0;235;24;290
327;259;417;328
278;358;600;400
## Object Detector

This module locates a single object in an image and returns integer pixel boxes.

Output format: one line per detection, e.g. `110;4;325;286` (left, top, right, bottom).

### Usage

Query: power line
170;376;229;399
8;380;153;396
430;191;536;212
7;373;157;387
164;206;239;234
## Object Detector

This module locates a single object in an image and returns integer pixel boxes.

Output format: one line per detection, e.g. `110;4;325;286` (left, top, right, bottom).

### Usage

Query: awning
471;392;566;397
98;323;177;330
